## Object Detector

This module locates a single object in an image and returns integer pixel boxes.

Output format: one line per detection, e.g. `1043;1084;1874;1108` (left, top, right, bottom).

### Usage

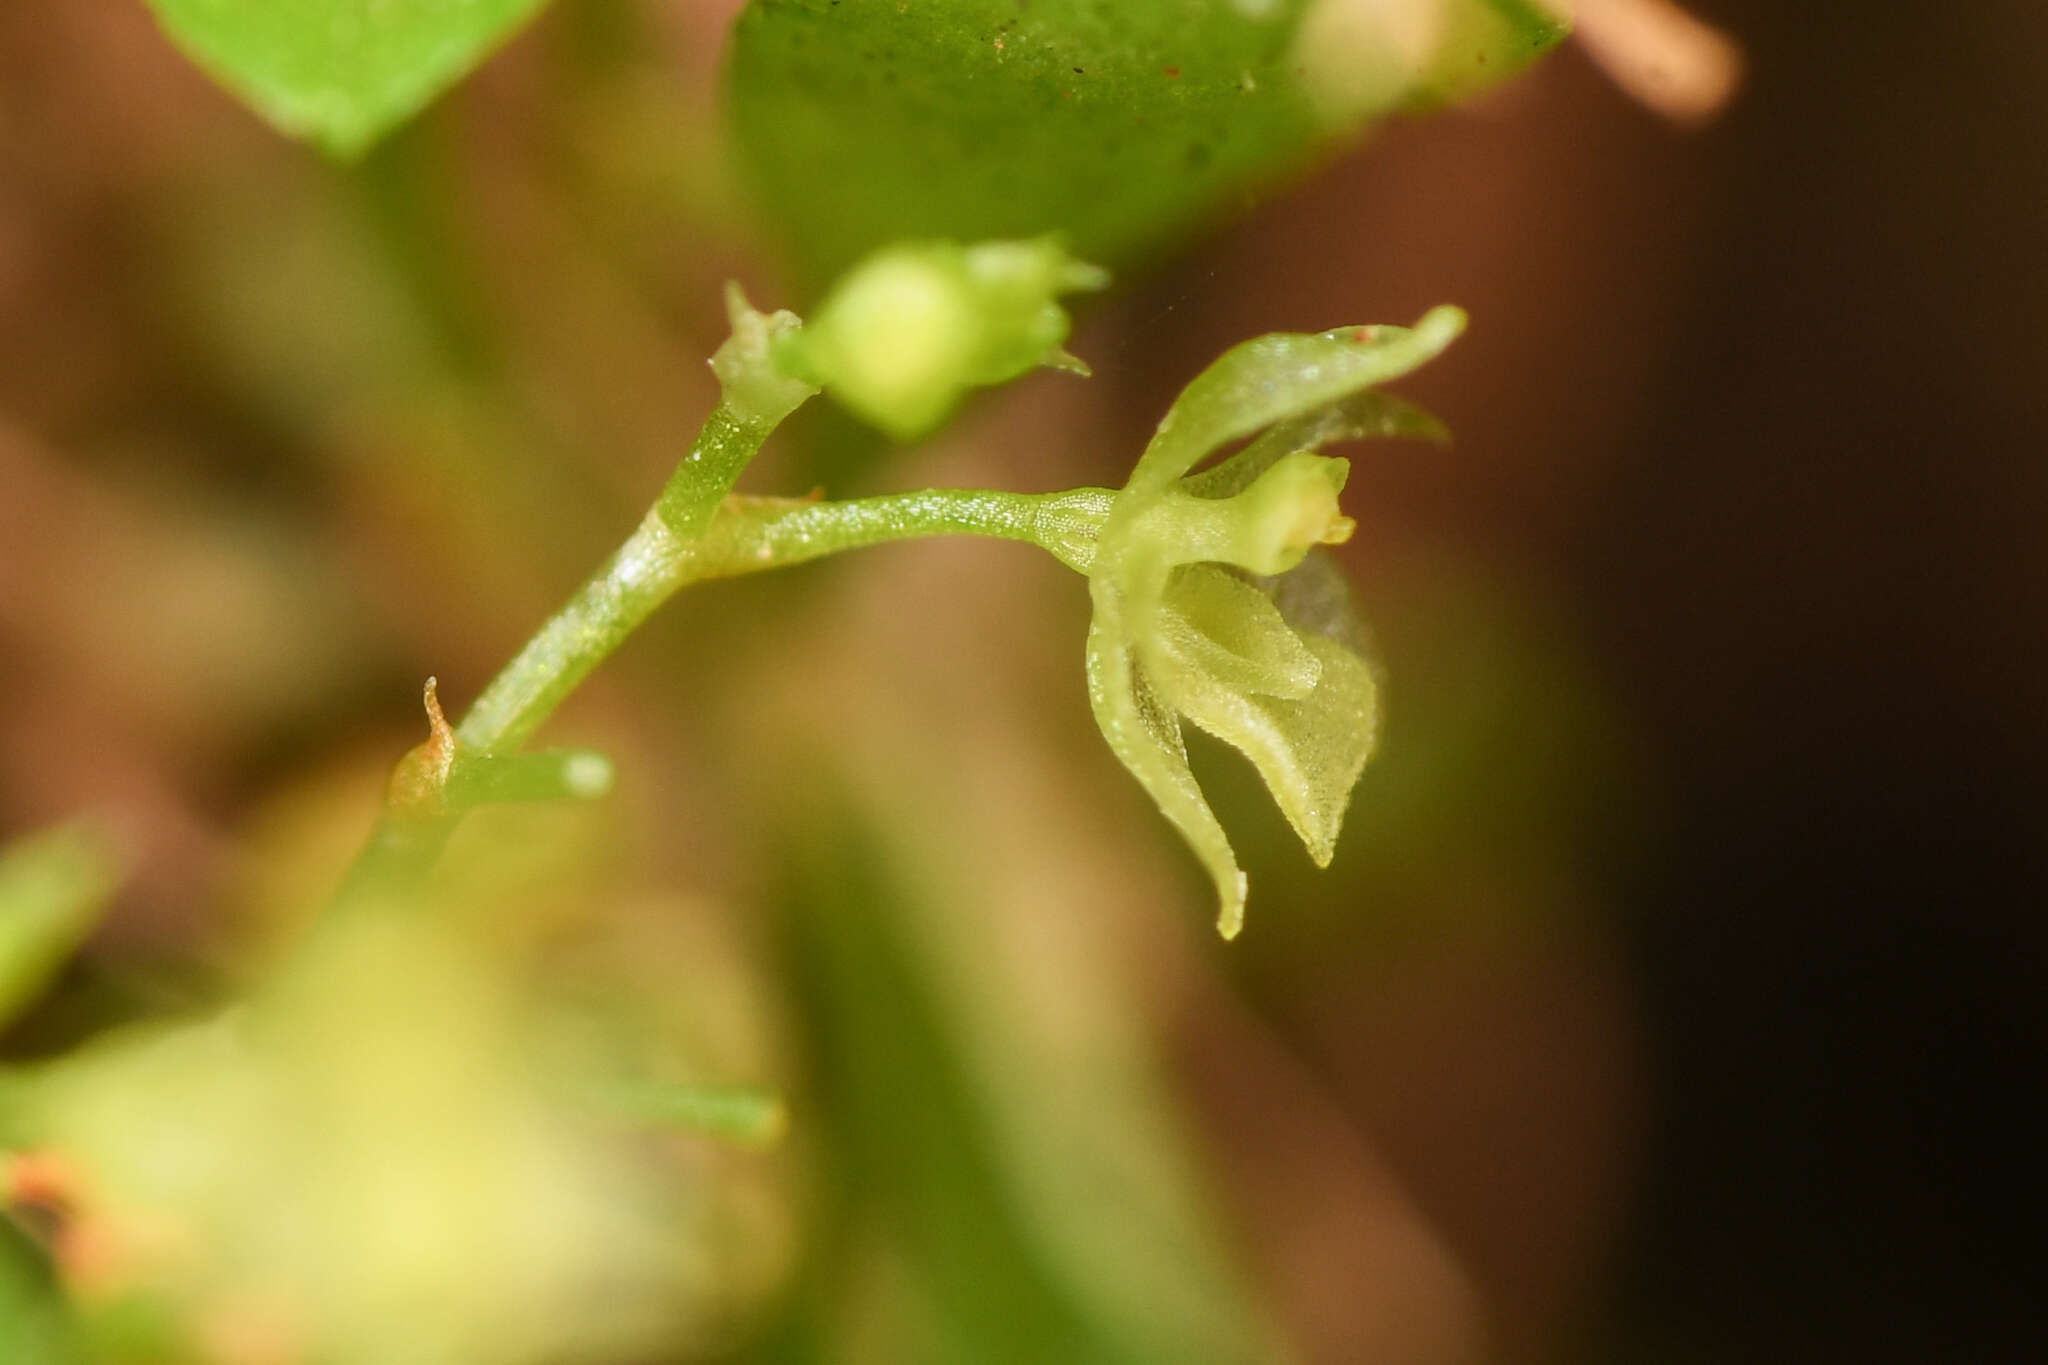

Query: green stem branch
460;484;1110;755
337;470;1111;906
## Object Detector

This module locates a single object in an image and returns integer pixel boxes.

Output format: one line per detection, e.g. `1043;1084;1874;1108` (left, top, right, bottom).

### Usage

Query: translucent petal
1168;633;1380;869
1126;306;1466;498
1084;583;1247;937
1181;389;1450;501
1152;565;1321;702
1258;548;1370;656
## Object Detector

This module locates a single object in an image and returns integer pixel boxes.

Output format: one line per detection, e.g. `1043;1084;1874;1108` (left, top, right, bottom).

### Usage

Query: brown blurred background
3;1;2045;1363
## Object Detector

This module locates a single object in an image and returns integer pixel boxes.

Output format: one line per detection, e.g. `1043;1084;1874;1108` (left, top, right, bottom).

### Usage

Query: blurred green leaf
763;804;1279;1364
727;0;1567;282
0;1221;78;1365
596;1079;789;1146
0;824;123;1033
775;822;1101;1363
142;0;550;156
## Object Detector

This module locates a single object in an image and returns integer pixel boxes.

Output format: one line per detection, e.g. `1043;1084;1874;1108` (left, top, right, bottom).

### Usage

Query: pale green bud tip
711;283;817;427
784;237;1108;440
960;236;1111;299
1405;304;1468;353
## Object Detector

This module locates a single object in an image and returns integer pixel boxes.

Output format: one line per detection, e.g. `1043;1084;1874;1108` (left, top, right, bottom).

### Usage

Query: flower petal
1125;306;1466;498
1085;583;1247;937
1150;564;1321;701
1181;389;1449;501
1169;632;1379;869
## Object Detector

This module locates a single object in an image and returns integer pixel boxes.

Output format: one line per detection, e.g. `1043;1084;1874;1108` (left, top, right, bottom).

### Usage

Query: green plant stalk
332;256;1128;908
336;451;1112;905
460;400;781;756
463;482;1111;753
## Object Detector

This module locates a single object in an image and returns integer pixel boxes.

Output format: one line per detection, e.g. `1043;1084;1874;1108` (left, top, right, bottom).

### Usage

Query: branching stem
460;483;1111;754
335;402;1112;907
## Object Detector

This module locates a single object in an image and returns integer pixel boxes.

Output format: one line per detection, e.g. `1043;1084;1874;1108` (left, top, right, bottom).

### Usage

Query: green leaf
1413;0;1574;107
0;824;123;1032
142;0;550;156
771;815;1104;1362
0;1221;78;1365
763;793;1281;1362
727;2;1567;282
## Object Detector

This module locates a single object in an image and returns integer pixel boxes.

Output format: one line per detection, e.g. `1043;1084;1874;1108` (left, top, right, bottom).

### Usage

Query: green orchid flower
1083;307;1467;937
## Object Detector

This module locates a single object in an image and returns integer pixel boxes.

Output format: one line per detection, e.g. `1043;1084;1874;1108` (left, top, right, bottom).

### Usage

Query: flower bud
711;284;817;428
778;237;1106;440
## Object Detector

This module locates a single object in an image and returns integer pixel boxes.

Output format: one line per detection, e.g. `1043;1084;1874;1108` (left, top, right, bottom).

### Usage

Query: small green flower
776;236;1108;440
1084;307;1467;937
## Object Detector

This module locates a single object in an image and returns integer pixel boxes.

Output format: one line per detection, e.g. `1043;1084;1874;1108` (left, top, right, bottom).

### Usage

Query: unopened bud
779;237;1106;440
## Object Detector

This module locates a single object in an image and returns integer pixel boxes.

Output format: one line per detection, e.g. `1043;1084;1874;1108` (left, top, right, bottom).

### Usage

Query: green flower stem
462;483;1110;754
653;402;785;540
336;477;1113;907
710;484;1115;576
458;446;735;759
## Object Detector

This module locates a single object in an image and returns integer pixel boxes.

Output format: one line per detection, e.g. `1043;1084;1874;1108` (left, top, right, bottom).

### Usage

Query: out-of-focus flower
10;911;737;1365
